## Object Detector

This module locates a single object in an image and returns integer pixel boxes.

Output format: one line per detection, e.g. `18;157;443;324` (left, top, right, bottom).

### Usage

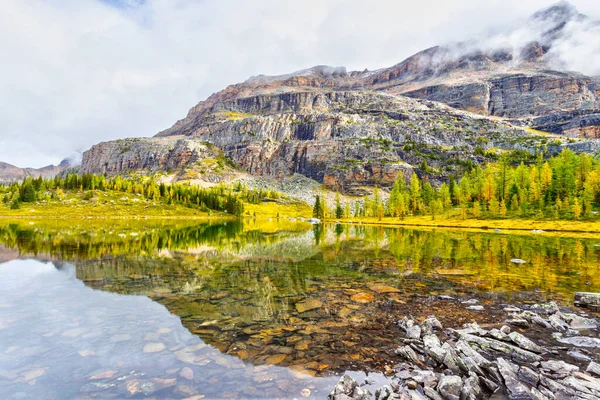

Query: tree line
0;174;283;216
319;149;600;221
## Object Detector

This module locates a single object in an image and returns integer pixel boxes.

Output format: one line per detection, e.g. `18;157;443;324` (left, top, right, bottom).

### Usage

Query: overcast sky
1;0;599;168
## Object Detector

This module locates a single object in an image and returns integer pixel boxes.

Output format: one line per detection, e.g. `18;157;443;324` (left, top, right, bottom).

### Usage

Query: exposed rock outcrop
83;91;555;194
330;301;600;399
81;137;221;175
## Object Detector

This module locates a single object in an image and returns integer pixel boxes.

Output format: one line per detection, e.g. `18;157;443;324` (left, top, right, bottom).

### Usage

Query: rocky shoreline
329;300;600;399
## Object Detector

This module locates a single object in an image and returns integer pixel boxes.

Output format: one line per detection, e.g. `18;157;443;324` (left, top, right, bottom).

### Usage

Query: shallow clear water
1;219;599;398
0;259;387;399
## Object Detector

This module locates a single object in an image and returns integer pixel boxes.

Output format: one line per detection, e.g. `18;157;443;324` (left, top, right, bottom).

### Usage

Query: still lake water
1;218;599;399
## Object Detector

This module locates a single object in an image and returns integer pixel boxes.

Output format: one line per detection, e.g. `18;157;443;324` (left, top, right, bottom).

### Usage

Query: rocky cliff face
79;3;600;194
403;72;598;120
80;137;240;184
85;90;557;194
81;138;219;175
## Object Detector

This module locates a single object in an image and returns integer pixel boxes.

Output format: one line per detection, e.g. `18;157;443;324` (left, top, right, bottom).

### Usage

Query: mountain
81;2;600;194
0;159;74;183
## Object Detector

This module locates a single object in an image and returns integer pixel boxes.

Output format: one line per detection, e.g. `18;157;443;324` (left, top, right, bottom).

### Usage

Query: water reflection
0;259;387;399
1;219;600;391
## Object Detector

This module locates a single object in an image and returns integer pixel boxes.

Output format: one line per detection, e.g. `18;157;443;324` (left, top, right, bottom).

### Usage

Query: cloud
0;0;599;167
547;18;600;75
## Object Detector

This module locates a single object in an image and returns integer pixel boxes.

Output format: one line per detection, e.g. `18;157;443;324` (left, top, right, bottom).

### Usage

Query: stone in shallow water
252;371;276;383
80;382;117;392
89;370;117;380
144;333;160;341
22;368;47;382
295;298;323;313
180;367;194;380
350;292;375;303
367;284;401;294
143;342;166;353
338;307;355;318
110;334;131;343
295;341;310;351
265;353;287;365
62;327;85;337
174;384;198;397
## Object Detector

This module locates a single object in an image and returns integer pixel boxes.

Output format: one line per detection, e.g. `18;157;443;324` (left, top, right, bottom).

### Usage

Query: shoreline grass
323;215;600;238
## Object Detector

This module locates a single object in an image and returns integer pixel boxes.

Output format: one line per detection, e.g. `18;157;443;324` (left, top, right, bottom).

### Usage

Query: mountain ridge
0;159;74;183
159;2;600;139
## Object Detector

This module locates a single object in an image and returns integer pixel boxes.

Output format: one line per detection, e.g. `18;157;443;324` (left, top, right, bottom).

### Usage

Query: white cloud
0;0;599;167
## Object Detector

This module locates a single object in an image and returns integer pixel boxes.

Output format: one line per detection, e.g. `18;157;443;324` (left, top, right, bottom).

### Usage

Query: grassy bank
0;189;311;220
0;190;214;218
244;201;312;218
327;214;600;235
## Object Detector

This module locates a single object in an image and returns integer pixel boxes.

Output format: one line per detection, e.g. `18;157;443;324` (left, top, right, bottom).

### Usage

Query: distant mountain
81;2;600;193
0;159;74;183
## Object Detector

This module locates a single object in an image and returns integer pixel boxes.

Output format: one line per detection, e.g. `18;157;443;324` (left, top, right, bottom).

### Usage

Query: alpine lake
1;218;599;399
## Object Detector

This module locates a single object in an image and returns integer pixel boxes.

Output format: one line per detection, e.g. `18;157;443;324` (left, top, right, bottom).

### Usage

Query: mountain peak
530;1;586;42
245;65;347;84
531;1;580;20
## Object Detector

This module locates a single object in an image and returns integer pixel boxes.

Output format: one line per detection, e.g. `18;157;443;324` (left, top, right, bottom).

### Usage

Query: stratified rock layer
83;91;554;194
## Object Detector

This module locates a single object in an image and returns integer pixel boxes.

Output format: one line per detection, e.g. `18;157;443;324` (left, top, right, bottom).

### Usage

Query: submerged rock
295;298;323;313
368;284;402;294
143;342;166;353
350;293;375;304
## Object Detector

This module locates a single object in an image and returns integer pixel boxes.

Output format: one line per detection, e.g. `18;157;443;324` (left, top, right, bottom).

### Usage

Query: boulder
329;375;371;400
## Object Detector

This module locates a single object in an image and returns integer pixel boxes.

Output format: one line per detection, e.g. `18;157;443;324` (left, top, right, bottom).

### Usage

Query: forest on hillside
0;174;286;216
321;149;600;221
